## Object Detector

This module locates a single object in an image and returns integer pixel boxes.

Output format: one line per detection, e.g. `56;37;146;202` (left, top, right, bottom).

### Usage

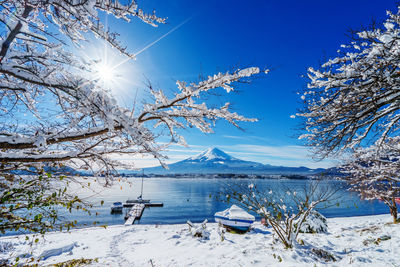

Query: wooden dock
145;202;163;207
122;199;164;226
123;202;163;208
124;203;145;226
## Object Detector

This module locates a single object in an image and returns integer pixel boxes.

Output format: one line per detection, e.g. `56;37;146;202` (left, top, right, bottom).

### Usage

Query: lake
66;177;389;228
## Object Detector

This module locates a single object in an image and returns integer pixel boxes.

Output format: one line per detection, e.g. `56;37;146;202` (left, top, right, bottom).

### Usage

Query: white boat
110;201;123;213
126;175;150;204
214;205;255;231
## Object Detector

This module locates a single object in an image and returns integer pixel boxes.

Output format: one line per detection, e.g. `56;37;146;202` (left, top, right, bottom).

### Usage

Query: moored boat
126;175;150;204
110;201;123;213
214;205;255;232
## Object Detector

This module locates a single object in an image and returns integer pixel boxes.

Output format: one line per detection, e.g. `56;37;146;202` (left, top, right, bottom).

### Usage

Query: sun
78;42;144;104
94;62;117;87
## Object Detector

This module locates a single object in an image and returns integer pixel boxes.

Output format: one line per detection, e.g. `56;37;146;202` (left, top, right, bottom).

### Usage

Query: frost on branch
297;6;400;158
0;1;263;235
294;210;327;234
0;1;261;175
342;137;400;223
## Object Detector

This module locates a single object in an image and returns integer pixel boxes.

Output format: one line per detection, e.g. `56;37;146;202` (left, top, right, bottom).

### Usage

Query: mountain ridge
126;147;327;175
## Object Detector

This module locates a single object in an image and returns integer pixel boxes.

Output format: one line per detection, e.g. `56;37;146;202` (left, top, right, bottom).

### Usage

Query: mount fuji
138;147;326;175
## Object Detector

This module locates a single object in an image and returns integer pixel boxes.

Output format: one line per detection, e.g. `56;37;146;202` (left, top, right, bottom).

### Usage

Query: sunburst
75;16;190;103
93;61;118;88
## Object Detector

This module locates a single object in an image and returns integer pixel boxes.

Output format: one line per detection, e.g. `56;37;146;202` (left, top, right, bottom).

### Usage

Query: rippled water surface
66;178;388;227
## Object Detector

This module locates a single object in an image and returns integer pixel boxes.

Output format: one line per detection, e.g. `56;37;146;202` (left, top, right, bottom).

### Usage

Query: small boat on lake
110;201;123;213
126;174;150;204
214;205;255;232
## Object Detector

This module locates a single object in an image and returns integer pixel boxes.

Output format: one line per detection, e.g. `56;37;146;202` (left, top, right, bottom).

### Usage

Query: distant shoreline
114;173;340;180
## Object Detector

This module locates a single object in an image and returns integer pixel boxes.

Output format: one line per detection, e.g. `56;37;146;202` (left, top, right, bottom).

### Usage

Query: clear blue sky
97;0;397;168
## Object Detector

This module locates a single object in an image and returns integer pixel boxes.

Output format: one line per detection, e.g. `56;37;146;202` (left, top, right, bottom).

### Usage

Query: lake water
67;178;389;228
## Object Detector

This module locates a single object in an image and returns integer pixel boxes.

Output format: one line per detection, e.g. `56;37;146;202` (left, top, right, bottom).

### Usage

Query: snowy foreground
1;214;398;266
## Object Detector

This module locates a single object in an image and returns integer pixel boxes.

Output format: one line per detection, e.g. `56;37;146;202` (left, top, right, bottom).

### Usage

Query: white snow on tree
298;5;400;158
295;210;328;234
0;0;262;175
0;1;263;234
343;137;400;223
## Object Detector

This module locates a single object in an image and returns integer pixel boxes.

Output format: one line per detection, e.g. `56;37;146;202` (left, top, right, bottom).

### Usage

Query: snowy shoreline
1;213;398;266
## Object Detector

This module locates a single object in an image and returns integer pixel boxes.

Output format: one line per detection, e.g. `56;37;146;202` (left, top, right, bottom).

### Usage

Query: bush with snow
223;181;339;248
310;248;336;262
295;210;328;234
192;226;210;240
187;220;210;240
0;241;13;253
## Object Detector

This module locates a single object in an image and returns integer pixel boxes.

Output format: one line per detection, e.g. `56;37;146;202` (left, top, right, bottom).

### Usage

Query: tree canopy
0;0;260;174
298;6;400;158
343;137;400;223
0;0;262;234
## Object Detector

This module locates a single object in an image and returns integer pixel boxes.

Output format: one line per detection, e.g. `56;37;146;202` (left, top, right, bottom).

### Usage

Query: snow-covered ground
0;214;398;266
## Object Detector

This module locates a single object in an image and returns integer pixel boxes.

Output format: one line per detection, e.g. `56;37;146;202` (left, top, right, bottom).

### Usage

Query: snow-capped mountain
188;147;234;161
177;147;264;169
138;147;326;175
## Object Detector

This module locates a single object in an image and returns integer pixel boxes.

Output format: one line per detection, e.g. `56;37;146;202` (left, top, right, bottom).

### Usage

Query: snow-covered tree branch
343;138;400;223
0;1;261;174
0;1;262;234
298;6;400;158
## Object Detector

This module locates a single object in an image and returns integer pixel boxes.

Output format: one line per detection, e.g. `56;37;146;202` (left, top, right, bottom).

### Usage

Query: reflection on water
67;178;389;228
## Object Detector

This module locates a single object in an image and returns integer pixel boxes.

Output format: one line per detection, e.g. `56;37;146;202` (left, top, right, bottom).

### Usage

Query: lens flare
95;62;116;87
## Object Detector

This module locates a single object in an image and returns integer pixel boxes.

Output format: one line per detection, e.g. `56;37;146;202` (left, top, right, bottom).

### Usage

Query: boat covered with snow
110;201;123;213
214;205;255;231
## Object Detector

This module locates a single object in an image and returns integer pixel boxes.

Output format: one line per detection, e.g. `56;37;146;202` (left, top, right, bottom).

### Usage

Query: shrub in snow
295;210;327;234
193;226;210;240
0;242;13;253
223;181;339;248
187;220;210;240
218;225;226;241
311;248;336;262
363;235;391;246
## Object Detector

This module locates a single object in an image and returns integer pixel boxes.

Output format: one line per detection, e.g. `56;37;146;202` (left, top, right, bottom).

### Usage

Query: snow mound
39;242;78;260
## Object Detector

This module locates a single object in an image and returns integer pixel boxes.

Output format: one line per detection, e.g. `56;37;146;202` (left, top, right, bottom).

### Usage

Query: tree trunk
390;197;398;224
